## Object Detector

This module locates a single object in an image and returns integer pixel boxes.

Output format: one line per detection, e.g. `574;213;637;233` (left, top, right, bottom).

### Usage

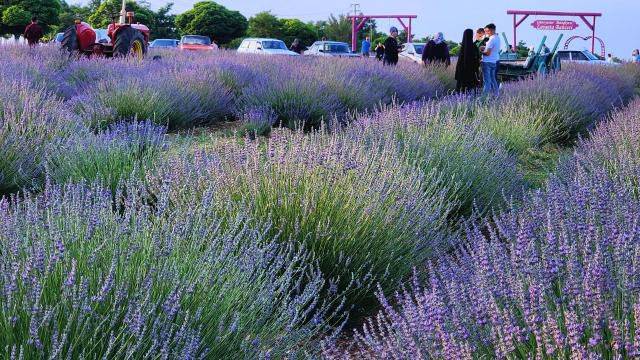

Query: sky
73;0;640;59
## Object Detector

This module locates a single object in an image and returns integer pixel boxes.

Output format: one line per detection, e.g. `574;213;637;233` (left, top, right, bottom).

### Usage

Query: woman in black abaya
455;28;480;93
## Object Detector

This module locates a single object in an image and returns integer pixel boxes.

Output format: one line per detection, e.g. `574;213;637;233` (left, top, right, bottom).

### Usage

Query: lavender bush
0;80;80;195
46;121;167;191
331;96;640;359
149;128;452;314
561;98;640;192
498;65;635;146
351;101;524;219
0;180;345;358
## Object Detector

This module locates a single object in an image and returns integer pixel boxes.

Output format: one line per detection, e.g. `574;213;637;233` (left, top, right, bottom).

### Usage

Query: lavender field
1;45;640;359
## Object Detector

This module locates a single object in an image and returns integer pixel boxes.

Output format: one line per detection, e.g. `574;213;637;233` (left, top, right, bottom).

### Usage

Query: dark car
150;39;180;48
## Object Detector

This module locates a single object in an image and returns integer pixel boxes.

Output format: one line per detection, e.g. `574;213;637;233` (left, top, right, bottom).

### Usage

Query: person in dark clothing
375;43;385;61
383;27;401;66
422;32;450;67
455;29;480;93
24;17;43;46
422;39;436;64
290;38;304;54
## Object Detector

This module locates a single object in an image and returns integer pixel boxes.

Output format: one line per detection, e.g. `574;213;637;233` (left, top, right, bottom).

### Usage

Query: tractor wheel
113;26;147;59
60;25;80;54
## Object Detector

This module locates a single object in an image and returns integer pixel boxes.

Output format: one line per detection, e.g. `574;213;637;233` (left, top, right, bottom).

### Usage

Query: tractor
61;0;149;59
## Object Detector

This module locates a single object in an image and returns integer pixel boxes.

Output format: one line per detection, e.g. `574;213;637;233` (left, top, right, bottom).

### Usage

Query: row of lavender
328;100;640;358
0;46;454;131
1;46;639;357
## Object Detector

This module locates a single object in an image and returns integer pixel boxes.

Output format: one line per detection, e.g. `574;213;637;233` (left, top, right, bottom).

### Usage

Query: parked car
237;38;299;56
53;32;64;43
179;35;218;51
150;39;179;48
399;42;426;64
304;41;359;58
556;50;617;66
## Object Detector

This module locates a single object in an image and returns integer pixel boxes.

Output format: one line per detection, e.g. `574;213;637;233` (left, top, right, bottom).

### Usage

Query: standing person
24;17;43;47
431;32;451;66
474;28;488;88
422;37;436;64
361;36;371;58
480;23;500;95
606;53;614;63
290;38;304;54
375;42;385;61
474;28;488;50
634;49;640;63
455;29;480;93
383;27;401;66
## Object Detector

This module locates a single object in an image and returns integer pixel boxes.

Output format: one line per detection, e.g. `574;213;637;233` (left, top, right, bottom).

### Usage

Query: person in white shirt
606;54;614;63
479;23;500;95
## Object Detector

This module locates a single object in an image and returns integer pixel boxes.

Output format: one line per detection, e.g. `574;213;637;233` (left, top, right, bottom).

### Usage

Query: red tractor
61;0;149;59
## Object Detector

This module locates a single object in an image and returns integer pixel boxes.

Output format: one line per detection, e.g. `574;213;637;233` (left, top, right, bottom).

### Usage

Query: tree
57;1;92;29
175;1;247;45
88;0;154;29
323;14;350;43
516;40;529;58
280;18;316;47
247;11;281;39
149;3;177;39
1;0;61;35
2;5;30;37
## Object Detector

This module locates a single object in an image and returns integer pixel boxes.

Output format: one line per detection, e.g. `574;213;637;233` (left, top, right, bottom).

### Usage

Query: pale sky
73;0;640;59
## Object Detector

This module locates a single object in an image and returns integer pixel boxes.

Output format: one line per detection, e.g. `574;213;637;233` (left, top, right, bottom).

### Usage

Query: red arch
564;35;606;57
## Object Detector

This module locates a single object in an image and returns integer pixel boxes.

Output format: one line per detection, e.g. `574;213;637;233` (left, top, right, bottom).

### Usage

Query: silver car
399;43;425;64
556;50;618;66
237;38;299;56
304;41;360;58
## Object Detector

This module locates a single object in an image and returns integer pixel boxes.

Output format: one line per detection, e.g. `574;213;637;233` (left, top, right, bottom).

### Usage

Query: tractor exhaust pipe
119;0;127;25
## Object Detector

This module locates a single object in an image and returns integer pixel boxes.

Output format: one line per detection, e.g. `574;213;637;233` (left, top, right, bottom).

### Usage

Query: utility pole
351;3;361;50
350;3;361;17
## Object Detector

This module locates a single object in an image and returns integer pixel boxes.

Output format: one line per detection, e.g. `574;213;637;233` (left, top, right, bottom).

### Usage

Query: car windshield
182;36;211;45
261;40;287;50
413;44;425;54
583;51;599;60
324;43;350;53
154;40;177;47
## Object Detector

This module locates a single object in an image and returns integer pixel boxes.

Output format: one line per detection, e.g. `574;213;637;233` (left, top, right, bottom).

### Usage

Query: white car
304;41;360;58
237;38;299;56
399;43;426;64
556;50;618;66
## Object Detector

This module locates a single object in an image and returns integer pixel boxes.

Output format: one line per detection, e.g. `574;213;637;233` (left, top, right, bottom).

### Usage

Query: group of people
454;24;501;95
353;24;501;96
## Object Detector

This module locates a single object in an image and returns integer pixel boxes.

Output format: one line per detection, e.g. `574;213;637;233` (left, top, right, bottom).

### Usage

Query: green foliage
175;1;247;45
247;11;282;38
1;0;61;34
2;5;31;28
225;36;245;49
516;40;529;57
57;1;93;29
148;3;177;40
88;0;154;29
323;14;351;43
280;18;316;47
247;12;317;47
